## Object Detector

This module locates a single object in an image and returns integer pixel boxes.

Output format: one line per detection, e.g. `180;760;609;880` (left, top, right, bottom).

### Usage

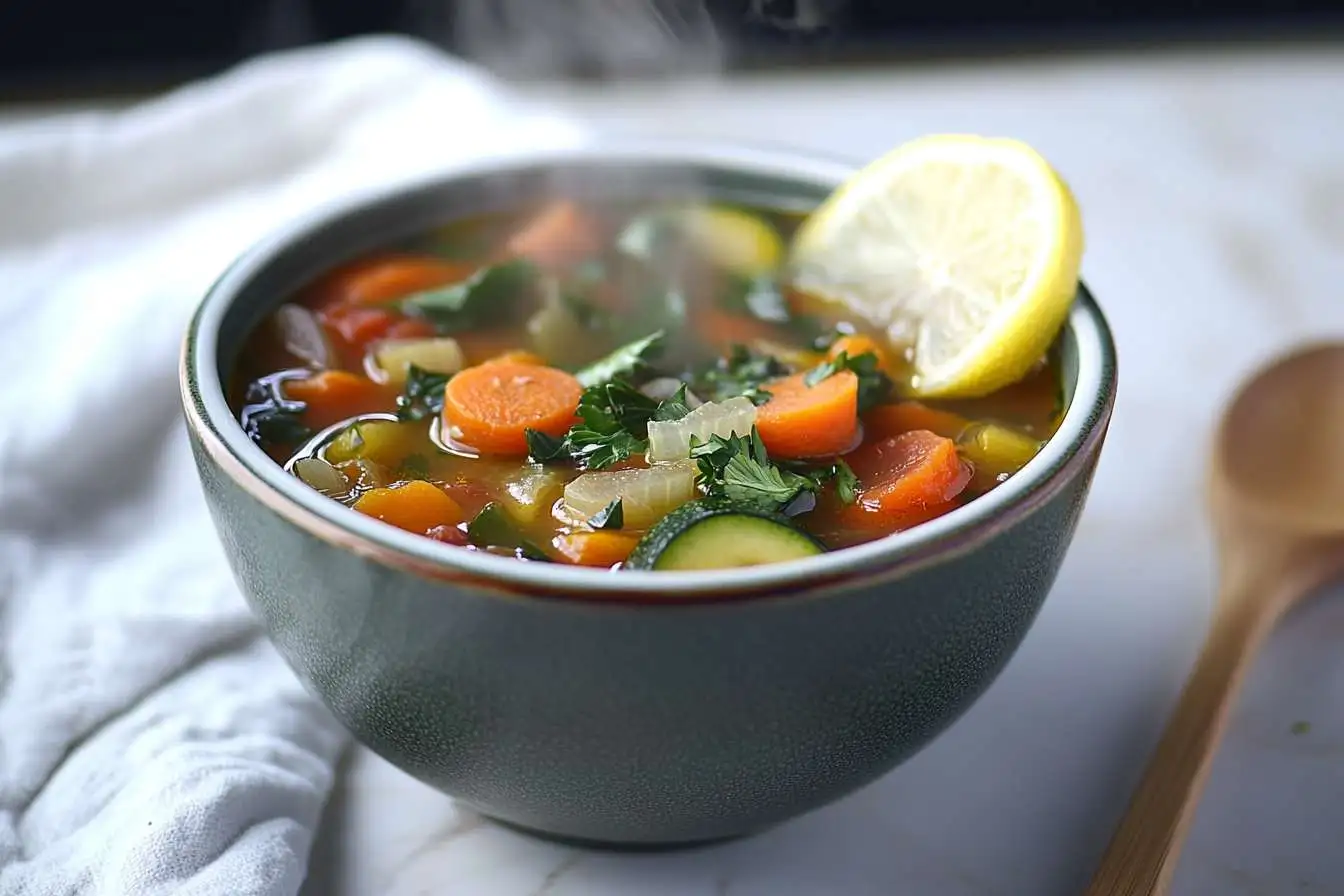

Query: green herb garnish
524;428;569;463
574;330;666;389
651;384;692;422
397;259;539;333
691;427;816;513
395;365;451;422
697;344;791;406
466;503;551;561
241;373;313;448
588;499;624;530
803;350;894;412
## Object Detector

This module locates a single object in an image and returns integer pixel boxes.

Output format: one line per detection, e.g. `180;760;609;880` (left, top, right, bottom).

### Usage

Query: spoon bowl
1087;342;1344;895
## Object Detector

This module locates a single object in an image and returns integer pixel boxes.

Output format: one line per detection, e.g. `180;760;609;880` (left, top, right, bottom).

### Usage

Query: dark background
3;0;1343;98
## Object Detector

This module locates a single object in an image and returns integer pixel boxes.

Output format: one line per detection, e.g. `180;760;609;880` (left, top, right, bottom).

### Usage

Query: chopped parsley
574;330;666;389
466;503;551;561
691;427;817;513
804;350;894;412
397;258;539;333
395;365;451;422
526;377;690;470
588;499;624;530
696;344;792;406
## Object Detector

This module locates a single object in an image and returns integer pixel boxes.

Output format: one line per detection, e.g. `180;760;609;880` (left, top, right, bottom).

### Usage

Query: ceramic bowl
181;141;1117;847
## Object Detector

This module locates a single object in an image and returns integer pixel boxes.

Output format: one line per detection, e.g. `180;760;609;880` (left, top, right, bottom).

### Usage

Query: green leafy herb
397;453;430;481
566;425;646;471
588;499;624;530
803;350;894;411
574;330;666;389
525;428;569;463
833;459;860;505
697;345;792;406
691;427;816;513
466;503;551;561
241;373;313;448
1291;720;1312;736
652;384;692;422
780;457;862;506
395;365;451;422
720;273;791;323
397;259;539;333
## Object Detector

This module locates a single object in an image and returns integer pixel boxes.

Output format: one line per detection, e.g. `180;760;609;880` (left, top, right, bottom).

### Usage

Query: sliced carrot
353;480;464;535
553;531;641;568
486;349;548;367
384;318;439;341
828;334;890;372
284;370;391;430
442;361;583;456
308;254;478;307
755;370;860;459
864;401;970;442
840;430;971;531
506;200;602;269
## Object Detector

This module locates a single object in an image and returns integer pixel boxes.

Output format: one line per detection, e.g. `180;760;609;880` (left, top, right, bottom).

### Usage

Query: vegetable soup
231;199;1064;571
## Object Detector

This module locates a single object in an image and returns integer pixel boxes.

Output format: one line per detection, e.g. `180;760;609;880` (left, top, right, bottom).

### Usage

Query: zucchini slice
625;499;824;571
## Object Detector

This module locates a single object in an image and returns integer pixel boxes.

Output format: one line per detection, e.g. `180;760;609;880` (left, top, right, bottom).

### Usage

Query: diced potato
563;462;697;529
371;337;464;388
502;465;567;525
292;456;349;498
646;396;756;464
957;423;1043;477
324;419;425;469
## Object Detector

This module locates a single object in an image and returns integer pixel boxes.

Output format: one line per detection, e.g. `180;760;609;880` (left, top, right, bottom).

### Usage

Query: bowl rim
182;138;1117;603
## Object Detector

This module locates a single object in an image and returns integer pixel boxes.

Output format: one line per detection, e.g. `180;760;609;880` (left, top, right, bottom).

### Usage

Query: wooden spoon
1085;342;1344;896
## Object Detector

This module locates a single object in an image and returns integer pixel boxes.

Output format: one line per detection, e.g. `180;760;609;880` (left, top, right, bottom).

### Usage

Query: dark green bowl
181;141;1116;847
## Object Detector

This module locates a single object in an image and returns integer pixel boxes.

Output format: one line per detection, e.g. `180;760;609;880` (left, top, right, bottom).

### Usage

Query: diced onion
646;396;756;464
563;462;697;528
292;457;349;498
369;337;464;387
272;304;334;368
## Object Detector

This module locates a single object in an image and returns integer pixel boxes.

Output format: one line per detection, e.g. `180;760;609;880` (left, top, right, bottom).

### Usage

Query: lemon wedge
789;134;1084;399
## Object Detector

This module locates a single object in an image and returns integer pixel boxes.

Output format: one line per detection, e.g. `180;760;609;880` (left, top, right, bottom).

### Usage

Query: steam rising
450;0;723;80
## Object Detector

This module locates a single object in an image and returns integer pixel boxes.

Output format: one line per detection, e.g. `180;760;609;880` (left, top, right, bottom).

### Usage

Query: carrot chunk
554;531;641;568
442;361;583;456
284;370;390;430
864;401;970;442
354;480;464;535
840;430;971;531
506;201;602;269
755;370;860;459
486;349;548;367
309;255;478;307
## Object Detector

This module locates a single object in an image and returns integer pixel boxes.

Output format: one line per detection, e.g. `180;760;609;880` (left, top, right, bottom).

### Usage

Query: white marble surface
306;47;1337;894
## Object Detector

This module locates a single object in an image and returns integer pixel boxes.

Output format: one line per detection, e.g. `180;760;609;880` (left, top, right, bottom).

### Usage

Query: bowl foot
489;816;751;852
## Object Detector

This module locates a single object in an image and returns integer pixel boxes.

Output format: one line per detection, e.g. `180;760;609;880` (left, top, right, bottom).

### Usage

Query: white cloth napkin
0;36;586;895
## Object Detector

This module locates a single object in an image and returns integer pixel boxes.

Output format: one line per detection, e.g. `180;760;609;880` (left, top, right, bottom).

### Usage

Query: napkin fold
0;36;586;895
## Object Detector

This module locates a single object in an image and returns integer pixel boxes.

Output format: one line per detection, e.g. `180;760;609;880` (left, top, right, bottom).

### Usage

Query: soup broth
232;198;1063;570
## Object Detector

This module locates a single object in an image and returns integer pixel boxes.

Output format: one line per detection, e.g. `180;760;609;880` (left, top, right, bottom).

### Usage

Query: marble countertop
293;48;1344;895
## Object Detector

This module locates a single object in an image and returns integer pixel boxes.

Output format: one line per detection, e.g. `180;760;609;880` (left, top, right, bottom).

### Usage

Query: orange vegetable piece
354;480;464;535
506;201;602;269
864;401;970;442
554;531;641;568
310;254;478;307
828;334;889;372
840;430;971;531
284;370;390;430
755;370;860;459
442;361;583;456
384;318;439;341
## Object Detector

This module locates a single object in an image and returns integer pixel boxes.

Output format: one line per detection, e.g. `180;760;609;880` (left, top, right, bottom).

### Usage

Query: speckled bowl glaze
182;141;1116;847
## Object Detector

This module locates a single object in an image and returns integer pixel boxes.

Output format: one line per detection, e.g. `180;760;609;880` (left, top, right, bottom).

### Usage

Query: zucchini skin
625;498;824;571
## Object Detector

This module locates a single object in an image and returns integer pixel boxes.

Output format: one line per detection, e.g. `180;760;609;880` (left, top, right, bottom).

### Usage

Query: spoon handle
1083;594;1273;896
